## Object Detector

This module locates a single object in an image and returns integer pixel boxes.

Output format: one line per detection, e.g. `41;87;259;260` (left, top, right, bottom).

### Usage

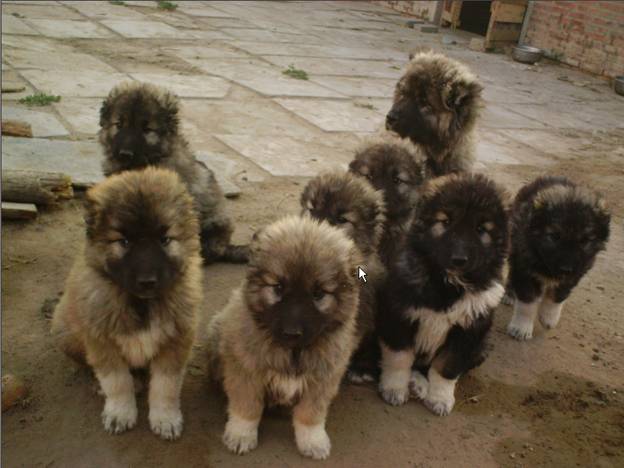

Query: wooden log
1;119;33;138
2;202;38;220
1;83;26;93
2;375;29;412
1;170;73;205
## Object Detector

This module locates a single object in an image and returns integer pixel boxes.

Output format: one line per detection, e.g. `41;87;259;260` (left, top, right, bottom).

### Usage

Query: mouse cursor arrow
357;266;367;283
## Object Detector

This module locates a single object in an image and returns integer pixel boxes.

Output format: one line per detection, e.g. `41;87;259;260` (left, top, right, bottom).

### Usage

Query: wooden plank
494;3;526;23
2;170;73;205
489;23;522;42
1;119;33;138
2;202;38;220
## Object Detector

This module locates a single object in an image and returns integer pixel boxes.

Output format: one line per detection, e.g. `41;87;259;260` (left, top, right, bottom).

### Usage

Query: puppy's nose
451;255;468;268
137;275;158;290
119;149;134;158
282;326;303;340
386;110;399;125
559;265;574;274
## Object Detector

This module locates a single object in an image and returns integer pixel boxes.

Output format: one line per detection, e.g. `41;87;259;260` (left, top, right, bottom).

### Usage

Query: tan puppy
208;216;361;459
51;167;203;440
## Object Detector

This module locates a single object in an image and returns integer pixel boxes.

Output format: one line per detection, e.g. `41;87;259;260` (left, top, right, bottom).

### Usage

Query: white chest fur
114;320;175;368
265;372;306;406
407;282;504;362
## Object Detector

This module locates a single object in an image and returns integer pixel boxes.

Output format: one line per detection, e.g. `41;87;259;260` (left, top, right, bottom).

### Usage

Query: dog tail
219;244;249;264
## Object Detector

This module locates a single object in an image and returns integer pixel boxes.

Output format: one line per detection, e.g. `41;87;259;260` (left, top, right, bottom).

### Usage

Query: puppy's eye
366;174;373;181
337;216;348;224
313;287;326;301
115;238;129;247
393;176;405;184
546;232;560;243
441;218;450;226
477;224;487;234
273;283;284;296
161;236;171;246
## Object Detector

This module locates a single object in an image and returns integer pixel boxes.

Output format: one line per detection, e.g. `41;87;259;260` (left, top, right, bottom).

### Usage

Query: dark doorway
459;1;492;36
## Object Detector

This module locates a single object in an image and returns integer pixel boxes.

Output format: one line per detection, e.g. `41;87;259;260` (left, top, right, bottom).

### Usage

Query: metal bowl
512;45;543;64
615;76;624;96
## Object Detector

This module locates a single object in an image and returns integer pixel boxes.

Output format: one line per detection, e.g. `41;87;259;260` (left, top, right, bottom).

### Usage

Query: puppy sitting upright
300;171;387;379
98;81;246;264
385;50;482;178
377;174;509;416
207;216;361;460
507;176;610;340
349;136;424;268
51;167;203;440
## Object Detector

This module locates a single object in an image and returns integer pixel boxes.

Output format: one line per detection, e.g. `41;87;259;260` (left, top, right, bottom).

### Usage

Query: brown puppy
207;216;361;459
385;50;482;177
300;171;387;379
51;167;203;440
98;81;246;264
349;136;424;267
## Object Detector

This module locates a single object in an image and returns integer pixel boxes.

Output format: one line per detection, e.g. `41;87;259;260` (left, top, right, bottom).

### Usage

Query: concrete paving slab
1;107;69;137
62;1;148;20
3;1;60;4
498;129;593;158
161;45;250;60
177;5;236;18
1;14;40;35
216;134;360;177
100;20;191;38
2;4;83;20
3;47;117;72
27;19;115;38
193;17;260;29
180;98;318;137
481;104;549;129
231;41;405;61
507;103;594;129
20;70;130;98
129;73;231;98
262;55;402;79
186;30;233;40
52;98;101;135
476;131;552;167
2;137;103;188
1;71;35;101
308;76;395;98
275;98;384;132
195;152;241;198
219;29;318;44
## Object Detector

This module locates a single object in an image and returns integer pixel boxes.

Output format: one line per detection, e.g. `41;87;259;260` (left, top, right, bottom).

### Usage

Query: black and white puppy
377;174;509;416
506;176;610;340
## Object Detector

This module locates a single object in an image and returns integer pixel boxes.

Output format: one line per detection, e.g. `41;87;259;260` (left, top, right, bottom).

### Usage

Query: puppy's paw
507;320;534;341
538;304;562;330
102;397;137;434
379;385;409;406
346;370;375;385
423;393;455;416
295;423;331;460
408;371;428;400
149;406;183;440
500;292;514;306
223;417;258;455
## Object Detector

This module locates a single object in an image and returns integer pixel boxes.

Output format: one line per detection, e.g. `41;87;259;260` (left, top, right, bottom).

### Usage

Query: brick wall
374;1;440;23
525;1;624;78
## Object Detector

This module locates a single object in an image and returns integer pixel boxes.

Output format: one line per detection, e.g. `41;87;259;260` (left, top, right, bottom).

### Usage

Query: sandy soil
3;145;624;467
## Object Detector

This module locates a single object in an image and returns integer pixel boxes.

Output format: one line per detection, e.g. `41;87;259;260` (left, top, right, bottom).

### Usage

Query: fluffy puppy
349;136;424;267
377;174;509;416
207;216;361;460
300;171;387;378
385;50;482;178
98;81;247;264
506;176;610;340
51;167;203;440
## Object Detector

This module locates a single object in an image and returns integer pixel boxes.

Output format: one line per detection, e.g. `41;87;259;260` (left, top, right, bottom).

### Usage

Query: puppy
98;81;247;264
51;167;203;439
506;176;610;340
385;50;482;177
300;171;387;379
377;174;509;416
207;216;361;459
349;135;424;267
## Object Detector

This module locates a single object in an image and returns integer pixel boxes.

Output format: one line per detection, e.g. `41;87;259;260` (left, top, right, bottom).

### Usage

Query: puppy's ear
445;80;482;111
83;191;101;239
161;91;180;134
99;95;112;128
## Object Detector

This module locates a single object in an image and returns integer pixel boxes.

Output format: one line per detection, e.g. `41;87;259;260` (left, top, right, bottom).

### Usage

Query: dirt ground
3;1;624;467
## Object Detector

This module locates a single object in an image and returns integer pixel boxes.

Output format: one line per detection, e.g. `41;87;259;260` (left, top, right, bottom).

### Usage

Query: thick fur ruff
349;133;424;267
376;174;509;414
506;176;610;340
98;81;246;264
386;50;482;178
51;167;203;439
207;216;361;459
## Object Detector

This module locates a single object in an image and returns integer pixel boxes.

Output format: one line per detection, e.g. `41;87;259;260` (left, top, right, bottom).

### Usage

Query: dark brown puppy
98;81;246;264
207;216;361;460
349;136;424;267
385;50;482;178
300;171;387;379
51;167;203;440
506;176;610;340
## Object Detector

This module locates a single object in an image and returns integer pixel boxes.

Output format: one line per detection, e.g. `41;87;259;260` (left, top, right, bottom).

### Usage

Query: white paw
223;416;259;455
501;292;514;306
346;370;375;384
538;302;563;330
295;423;331;460
149;406;183;440
507;320;534;340
423;393;455;416
408;371;428;400
102;397;137;434
379;384;409;406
